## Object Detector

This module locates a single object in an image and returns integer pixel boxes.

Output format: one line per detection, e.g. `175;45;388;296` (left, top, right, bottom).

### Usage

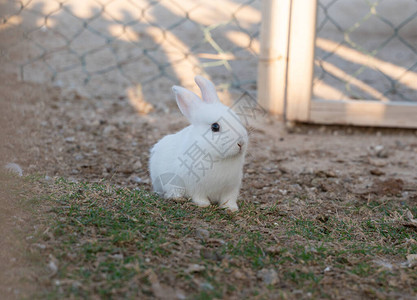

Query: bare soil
1;72;417;298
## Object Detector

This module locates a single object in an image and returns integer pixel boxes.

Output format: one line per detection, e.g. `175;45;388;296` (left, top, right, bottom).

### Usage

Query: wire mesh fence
2;0;416;112
0;0;260;110
315;0;417;103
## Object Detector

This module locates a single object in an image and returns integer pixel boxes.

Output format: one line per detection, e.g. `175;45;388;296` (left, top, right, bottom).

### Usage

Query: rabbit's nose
237;140;245;150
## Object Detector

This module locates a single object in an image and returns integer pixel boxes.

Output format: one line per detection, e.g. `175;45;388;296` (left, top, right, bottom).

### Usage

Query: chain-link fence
2;0;416;111
0;0;260;110
315;0;417;103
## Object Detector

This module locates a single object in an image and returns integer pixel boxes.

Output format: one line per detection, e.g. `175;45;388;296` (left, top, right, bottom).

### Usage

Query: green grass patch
14;177;417;299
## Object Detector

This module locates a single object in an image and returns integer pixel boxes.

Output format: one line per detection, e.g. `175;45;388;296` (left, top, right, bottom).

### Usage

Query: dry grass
14;172;417;299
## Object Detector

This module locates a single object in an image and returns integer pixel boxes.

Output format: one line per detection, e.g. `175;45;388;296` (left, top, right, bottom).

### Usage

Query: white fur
149;76;248;211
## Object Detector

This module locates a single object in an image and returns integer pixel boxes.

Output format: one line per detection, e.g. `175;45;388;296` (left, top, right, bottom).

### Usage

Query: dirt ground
1;71;417;297
2;72;416;189
1;0;417;298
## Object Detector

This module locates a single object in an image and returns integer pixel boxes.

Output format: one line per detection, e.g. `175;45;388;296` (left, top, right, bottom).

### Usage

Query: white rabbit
149;76;248;212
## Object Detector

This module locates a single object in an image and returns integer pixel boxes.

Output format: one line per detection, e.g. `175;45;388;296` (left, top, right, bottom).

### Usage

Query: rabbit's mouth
224;147;245;159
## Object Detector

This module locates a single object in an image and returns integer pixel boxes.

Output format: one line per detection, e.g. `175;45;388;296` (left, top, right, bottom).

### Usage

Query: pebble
278;189;287;195
406;254;417;268
72;281;82;289
370;169;385;176
368;158;388;167
195;228;210;241
103;125;116;136
64;136;75;143
32;243;46;250
185;264;205;274
133;160;143;170
70;169;79;175
199;282;214;291
74;154;84;161
111;254;124;260
257;268;279;285
373;145;389;158
200;249;223;261
130;176;143;183
4;163;23;177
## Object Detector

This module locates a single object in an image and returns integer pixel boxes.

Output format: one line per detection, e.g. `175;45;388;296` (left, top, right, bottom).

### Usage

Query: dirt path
0;75;40;299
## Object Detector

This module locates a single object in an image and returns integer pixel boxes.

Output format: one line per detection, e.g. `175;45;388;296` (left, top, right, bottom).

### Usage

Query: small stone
195;228;210;241
185;264;205;274
368;158;388;167
74;154;84;161
111;254;124;260
32;243;46;250
64;136;75;143
315;170;337;178
70;169;79;175
278;189;287;195
133;160;143;170
130;176;143;183
373;145;389;158
72;281;82;289
406;254;417;268
200;249;223;261
199;282;213;291
374;145;384;152
103;125;116;136
48;255;59;275
4;163;23;177
257;268;279;285
370;169;385;176
377;149;389;158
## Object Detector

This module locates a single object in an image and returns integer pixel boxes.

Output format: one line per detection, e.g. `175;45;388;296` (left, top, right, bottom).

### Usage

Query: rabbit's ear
172;86;201;121
195;75;220;104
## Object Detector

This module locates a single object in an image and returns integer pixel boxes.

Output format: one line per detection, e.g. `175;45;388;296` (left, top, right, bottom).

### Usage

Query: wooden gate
258;0;417;128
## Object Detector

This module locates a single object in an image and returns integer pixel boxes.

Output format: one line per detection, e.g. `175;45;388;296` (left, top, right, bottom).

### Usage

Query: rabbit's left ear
195;75;220;104
172;86;202;122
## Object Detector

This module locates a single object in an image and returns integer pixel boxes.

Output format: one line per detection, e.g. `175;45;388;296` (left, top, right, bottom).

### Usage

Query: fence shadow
0;0;416;113
0;0;261;112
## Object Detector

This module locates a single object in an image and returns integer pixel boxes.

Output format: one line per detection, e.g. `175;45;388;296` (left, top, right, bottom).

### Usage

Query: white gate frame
258;0;417;128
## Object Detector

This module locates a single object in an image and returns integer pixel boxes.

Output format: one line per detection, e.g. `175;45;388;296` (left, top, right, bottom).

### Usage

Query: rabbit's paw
220;201;239;212
165;188;185;199
192;197;211;208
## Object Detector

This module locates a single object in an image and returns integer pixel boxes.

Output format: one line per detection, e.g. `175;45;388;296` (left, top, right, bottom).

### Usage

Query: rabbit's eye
211;122;220;132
